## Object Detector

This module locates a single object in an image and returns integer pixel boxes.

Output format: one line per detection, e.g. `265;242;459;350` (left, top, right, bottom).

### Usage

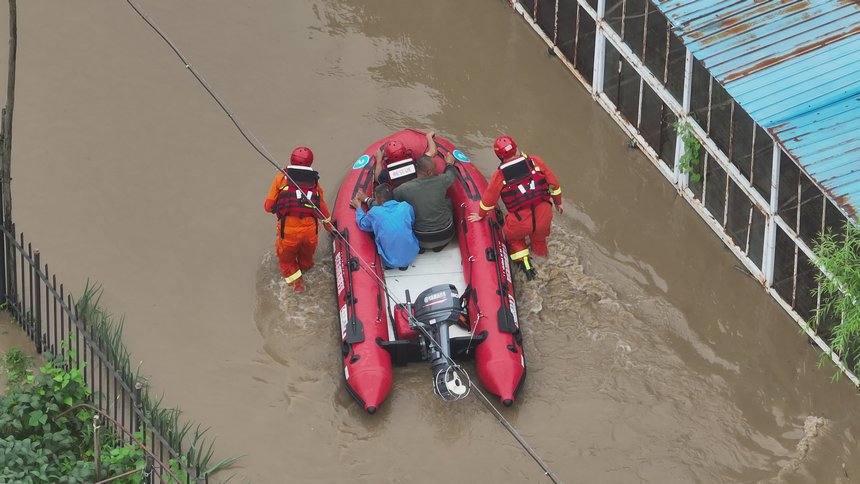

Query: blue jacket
355;200;420;268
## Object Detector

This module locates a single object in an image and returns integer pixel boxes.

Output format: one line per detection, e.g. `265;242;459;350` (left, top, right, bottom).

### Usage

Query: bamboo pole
1;0;16;304
2;0;16;225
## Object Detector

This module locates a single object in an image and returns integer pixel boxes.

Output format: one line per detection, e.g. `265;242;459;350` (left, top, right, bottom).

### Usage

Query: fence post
33;248;41;353
93;414;102;481
135;381;154;484
0;222;6;305
8;221;14;305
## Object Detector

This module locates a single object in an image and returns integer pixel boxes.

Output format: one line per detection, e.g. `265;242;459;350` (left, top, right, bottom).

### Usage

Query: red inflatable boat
331;129;526;413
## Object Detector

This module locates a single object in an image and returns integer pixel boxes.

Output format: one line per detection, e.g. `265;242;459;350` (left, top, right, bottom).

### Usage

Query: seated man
392;151;457;252
350;183;420;270
374;131;438;186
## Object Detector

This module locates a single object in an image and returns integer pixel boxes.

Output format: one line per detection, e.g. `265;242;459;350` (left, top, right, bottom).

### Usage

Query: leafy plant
0;281;240;481
0;347;153;483
810;220;860;379
99;437;145;483
0;349;97;482
2;346;31;387
674;120;702;183
0;351;90;440
0;434;93;483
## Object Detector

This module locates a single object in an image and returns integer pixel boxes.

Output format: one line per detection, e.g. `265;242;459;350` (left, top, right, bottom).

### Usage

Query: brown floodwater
5;0;860;482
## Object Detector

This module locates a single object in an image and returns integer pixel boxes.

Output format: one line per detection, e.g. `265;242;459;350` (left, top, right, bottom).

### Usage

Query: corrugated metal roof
654;0;860;219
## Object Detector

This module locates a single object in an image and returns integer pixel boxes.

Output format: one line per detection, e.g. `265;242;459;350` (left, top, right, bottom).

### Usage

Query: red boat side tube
331;150;392;414
331;130;526;412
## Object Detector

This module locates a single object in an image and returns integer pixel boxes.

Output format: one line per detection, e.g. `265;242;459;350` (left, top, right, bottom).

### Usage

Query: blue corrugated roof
654;0;860;218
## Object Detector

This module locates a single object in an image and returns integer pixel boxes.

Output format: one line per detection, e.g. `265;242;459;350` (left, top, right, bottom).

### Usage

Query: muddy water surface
6;1;860;482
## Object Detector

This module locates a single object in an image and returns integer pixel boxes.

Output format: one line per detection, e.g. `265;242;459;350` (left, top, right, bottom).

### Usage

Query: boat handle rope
458;202;483;355
124;2;562;482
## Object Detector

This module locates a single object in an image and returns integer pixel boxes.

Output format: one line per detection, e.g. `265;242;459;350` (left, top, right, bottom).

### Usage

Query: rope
124;0;282;174
471;387;562;483
124;2;562;482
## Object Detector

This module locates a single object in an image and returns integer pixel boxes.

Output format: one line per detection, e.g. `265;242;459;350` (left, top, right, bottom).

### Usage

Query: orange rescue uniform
264;172;331;285
477;154;562;262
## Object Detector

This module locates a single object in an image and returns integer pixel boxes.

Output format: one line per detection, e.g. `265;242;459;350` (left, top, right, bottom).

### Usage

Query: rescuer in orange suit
467;135;563;280
264;147;331;293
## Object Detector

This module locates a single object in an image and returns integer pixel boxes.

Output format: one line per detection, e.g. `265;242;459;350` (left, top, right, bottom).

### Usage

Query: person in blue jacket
350;183;420;270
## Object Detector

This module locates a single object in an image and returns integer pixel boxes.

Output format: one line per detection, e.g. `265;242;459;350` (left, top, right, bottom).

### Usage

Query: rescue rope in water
124;2;562;482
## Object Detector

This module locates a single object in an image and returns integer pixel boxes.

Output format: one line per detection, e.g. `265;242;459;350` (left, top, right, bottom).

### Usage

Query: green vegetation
674;120;702;183
0;283;241;482
0;348;144;482
810;221;860;379
2;346;31;388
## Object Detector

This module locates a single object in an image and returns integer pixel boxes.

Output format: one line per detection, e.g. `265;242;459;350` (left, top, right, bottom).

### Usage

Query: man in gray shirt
393;151;457;251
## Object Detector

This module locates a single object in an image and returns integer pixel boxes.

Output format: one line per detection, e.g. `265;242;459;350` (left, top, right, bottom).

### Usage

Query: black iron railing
0;224;209;483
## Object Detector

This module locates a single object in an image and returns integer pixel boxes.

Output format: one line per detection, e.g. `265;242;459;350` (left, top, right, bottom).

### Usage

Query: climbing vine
810;220;860;379
674;120;702;183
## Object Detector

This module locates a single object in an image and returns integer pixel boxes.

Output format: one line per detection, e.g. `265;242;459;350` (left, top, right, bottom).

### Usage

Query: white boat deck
383;240;471;340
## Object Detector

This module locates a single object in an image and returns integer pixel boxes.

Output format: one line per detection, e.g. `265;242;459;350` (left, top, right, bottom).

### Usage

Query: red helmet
383;140;409;162
493;135;518;160
290;146;314;166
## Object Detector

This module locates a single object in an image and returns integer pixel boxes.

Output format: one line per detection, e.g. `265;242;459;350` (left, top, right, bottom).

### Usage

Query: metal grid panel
510;0;859;385
654;0;860;219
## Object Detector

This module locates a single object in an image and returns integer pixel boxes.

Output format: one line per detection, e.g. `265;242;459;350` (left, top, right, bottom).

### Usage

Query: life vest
271;165;321;220
384;156;417;186
498;155;550;213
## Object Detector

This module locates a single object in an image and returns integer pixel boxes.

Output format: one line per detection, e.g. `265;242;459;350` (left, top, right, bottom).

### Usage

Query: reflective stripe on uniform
479;201;495;211
285;270;302;284
522;256;532;271
549;186;561;196
510;249;530;261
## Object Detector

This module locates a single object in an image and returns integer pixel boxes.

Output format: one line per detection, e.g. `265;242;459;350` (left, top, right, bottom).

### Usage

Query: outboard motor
411;284;470;401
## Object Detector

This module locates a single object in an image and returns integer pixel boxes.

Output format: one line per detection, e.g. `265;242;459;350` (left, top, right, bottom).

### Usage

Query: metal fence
0;223;209;483
509;0;858;383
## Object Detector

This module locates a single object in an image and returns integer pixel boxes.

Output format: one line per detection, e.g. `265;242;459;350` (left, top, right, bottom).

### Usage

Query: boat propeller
434;365;471;401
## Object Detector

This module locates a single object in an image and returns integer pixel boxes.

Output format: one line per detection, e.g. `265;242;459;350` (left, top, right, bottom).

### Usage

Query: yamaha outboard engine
411;284;470;401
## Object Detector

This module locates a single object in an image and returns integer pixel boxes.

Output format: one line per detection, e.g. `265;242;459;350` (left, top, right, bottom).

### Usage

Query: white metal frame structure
509;0;858;385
